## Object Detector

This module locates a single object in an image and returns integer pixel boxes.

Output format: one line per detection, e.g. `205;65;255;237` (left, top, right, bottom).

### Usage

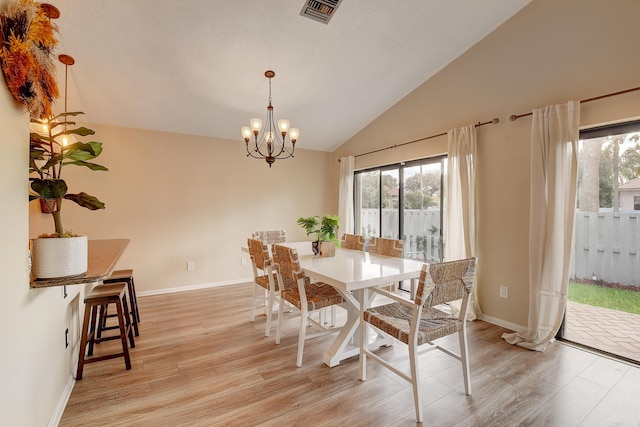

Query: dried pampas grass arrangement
0;0;59;119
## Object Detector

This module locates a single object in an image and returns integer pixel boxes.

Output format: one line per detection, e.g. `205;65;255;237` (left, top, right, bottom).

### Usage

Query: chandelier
241;70;299;167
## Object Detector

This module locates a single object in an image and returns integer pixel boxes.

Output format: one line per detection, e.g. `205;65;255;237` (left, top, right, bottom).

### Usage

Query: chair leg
408;339;423;423
130;276;141;323
76;304;92;380
459;326;471;395
265;289;275;337
296;307;308;367
125;280;139;337
96;304;107;339
121;296;136;349
250;283;259;322
87;305;98;356
115;298;132;370
276;295;285;344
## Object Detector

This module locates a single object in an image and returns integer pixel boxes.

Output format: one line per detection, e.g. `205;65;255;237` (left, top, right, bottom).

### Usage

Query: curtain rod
338;117;499;162
509;86;640;121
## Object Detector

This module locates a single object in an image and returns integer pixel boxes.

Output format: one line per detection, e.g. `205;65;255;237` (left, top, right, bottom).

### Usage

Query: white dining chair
340;233;366;251
247;238;281;337
368;236;404;293
273;244;345;367
359;257;476;423
251;230;286;244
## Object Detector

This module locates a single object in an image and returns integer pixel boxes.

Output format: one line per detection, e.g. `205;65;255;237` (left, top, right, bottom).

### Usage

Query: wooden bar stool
102;269;140;336
76;282;135;380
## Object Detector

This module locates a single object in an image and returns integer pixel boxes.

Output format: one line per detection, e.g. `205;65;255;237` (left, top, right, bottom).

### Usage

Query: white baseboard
137;277;252;297
47;375;75;427
478;314;525;333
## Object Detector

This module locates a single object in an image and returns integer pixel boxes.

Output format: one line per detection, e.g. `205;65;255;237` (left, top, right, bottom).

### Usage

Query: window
354;156;446;264
635;196;640;211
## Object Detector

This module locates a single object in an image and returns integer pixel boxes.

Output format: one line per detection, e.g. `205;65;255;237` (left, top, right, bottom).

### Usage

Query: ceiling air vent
300;0;343;24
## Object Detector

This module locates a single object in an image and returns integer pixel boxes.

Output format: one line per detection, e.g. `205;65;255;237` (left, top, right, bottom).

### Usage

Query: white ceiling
48;0;531;152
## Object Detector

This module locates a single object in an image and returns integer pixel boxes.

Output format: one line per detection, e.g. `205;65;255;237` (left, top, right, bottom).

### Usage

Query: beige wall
0;10;81;424
333;0;640;328
29;124;335;294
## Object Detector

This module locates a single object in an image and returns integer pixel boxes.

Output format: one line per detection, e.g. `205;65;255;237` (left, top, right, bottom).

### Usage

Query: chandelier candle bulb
250;118;263;134
278;119;290;134
289;128;299;143
241;126;252;141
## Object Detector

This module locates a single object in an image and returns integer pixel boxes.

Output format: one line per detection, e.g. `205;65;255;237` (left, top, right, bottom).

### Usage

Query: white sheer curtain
445;125;481;320
503;101;580;351
338;156;355;235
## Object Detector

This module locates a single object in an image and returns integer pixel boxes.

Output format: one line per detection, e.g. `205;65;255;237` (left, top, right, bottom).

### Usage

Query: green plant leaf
29;148;47;174
297;216;320;236
55;111;84;118
56;126;96;138
43;153;64;170
31;179;67;199
298;215;340;242
319;215;340;242
64;192;106;210
29;132;55;146
66;140;103;156
62;160;108;171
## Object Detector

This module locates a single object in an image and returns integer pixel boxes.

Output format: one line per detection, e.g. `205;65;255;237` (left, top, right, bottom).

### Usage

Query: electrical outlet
499;285;509;299
241;257;247;266
187;261;194;271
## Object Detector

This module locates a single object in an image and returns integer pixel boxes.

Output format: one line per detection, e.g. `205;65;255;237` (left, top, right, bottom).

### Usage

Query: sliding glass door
354;157;446;289
559;120;640;364
402;160;445;263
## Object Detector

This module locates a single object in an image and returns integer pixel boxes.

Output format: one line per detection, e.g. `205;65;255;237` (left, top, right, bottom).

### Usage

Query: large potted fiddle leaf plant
297;214;340;256
29;111;107;279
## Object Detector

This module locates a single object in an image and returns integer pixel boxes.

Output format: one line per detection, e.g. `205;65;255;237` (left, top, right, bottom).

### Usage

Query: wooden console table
30;239;130;288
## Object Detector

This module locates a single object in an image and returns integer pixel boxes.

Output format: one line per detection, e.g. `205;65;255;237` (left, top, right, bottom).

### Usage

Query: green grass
568;281;640;315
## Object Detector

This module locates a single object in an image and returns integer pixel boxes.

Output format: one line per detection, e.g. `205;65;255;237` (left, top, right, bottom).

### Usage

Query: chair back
247;238;271;271
252;230;286;244
414;258;476;308
368;237;403;257
340;234;366;251
272;244;305;289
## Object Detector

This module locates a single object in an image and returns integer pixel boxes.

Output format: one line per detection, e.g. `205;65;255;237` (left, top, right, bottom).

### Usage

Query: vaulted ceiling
49;0;532;152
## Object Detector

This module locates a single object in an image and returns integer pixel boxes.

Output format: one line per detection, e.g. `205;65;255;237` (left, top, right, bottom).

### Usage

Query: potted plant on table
296;214;340;256
29;111;107;279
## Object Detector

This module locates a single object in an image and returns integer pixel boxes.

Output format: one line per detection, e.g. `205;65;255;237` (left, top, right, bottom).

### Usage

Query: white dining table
280;241;425;367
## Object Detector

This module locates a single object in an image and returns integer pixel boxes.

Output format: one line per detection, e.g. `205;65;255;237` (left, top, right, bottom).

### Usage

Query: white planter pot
31;236;88;279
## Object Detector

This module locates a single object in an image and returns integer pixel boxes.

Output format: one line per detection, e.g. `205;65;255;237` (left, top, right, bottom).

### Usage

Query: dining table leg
323;288;394;367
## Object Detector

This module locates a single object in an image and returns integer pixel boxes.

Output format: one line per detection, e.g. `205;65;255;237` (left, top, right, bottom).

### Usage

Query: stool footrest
82;352;130;365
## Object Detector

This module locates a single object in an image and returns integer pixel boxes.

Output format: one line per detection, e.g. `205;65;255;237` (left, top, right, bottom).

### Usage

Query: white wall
0;29;80;427
619;190;639;211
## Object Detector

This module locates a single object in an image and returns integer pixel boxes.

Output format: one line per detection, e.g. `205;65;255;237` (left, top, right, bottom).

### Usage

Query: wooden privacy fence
573;212;640;287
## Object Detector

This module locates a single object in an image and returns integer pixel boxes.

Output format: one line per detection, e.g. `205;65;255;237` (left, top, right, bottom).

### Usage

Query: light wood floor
60;284;640;426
